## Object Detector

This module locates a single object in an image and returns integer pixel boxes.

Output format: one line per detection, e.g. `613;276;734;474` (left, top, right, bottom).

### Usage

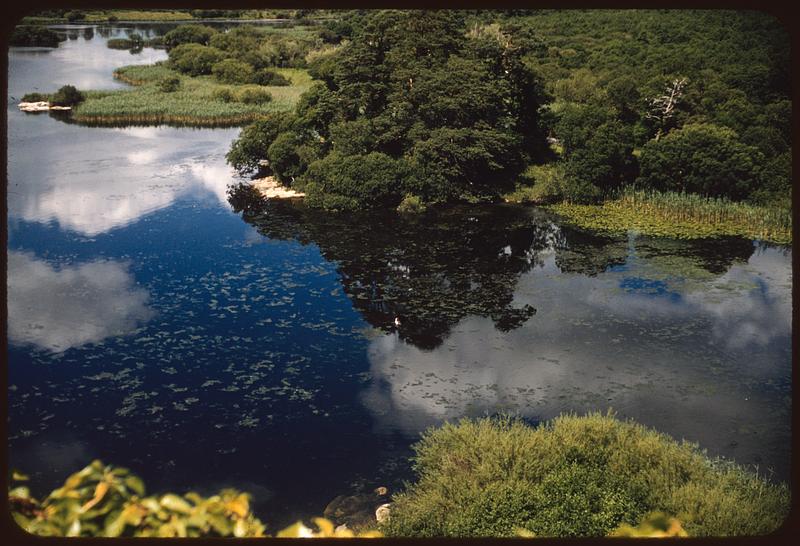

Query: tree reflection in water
229;184;754;350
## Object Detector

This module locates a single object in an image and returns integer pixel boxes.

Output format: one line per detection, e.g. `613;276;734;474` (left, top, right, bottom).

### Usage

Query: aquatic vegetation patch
63;65;312;127
547;188;791;245
382;412;790;537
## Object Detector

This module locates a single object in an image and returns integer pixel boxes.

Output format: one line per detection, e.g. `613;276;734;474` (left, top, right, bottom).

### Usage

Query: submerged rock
323;486;390;531
375;503;391;524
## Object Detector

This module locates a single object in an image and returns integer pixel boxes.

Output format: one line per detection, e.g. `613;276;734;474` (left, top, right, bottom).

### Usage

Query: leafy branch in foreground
8;461;381;538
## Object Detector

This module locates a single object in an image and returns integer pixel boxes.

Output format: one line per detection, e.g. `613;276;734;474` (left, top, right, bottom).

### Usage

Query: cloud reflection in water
361;244;791;475
7;251;154;352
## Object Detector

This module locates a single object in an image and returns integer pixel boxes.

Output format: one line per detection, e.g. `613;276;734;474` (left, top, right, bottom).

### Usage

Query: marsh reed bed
549;187;791;244
69;65;311;127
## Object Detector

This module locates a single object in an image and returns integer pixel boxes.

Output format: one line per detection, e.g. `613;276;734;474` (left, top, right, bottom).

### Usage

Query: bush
50;85;84;107
304;152;412;210
251;69;291;86
107;15;119;23
637;123;763;201
411;128;525;203
267;131;304;183
168;44;225;76
382;413;789;538
237;87;272;105
127;32;144;45
209;27;261;55
751;151;791;208
212;88;236;103
157;76;181;93
226;113;296;174
397;194;427;213
212;59;255;84
504;164;568;204
163;24;217;49
21;92;48;103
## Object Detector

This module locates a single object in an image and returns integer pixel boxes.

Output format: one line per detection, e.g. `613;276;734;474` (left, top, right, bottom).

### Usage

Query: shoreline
251;176;305;199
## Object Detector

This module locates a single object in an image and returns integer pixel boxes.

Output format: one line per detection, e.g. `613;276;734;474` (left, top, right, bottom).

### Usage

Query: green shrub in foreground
382;412;789;538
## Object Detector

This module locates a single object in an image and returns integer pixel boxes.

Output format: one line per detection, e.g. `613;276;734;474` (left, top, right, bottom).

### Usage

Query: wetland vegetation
8;8;793;539
545;187;792;245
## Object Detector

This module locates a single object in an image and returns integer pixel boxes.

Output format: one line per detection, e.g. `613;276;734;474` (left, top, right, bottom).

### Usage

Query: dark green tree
163;24;217;50
637;123;763;200
168;44;225;76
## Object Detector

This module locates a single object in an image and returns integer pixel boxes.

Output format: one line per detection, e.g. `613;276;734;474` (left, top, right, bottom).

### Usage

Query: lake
6;23;792;530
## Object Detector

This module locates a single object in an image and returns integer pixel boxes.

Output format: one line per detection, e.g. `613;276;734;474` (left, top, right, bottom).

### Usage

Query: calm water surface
7;25;792;529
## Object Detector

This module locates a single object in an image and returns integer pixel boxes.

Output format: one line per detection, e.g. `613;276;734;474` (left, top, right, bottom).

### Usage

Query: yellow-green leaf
277;521;314;538
159;494;192;514
104;511;127;538
124;476;145;496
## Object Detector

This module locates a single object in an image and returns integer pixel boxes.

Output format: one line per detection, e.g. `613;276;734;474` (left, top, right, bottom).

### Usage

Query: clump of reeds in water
611;187;791;243
548;187;791;244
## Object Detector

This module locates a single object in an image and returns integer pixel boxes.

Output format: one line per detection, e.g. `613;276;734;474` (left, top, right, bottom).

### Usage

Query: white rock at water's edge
251;176;305;199
375;503;391;524
18;101;72;112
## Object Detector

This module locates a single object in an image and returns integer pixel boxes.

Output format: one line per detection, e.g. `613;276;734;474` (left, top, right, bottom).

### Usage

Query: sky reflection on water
6;25;793;526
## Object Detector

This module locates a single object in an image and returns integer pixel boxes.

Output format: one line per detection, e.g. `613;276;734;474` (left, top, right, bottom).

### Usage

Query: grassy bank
67;64;312;127
544;188;792;245
383;412;790;538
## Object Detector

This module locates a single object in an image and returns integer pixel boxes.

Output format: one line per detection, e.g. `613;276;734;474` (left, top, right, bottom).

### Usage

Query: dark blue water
7;24;792;530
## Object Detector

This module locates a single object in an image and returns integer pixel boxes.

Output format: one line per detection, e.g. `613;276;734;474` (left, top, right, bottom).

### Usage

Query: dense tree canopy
229;10;551;210
163;24;217;49
227;10;790;209
637;124;764;200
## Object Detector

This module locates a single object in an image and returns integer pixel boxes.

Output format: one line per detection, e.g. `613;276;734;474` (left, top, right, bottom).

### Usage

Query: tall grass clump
382;412;789;538
614;187;791;239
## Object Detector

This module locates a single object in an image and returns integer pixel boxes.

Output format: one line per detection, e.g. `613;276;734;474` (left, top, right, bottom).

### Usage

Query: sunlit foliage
382;412;789;537
9;463;383;538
